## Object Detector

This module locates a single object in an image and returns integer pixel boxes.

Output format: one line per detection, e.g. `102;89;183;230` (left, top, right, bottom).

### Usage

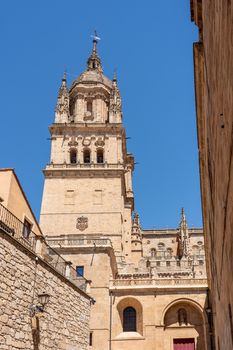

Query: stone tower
40;35;135;263
40;37;208;350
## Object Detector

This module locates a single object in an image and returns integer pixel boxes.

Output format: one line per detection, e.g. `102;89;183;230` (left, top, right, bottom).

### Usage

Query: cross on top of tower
87;30;102;72
91;30;101;52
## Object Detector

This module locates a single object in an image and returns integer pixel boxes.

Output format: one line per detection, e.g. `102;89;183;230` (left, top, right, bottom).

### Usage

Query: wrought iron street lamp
30;292;50;316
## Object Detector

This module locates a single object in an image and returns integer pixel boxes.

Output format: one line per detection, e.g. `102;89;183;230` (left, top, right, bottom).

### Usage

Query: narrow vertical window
22;219;32;239
97;149;104;163
83;149;91;163
76;266;84;277
70;149;77;164
151;248;156;257
89;332;93;346
87;101;93;113
123;307;136;332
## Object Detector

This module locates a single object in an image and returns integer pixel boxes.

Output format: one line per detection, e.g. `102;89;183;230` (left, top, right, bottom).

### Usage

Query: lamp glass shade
38;292;50;306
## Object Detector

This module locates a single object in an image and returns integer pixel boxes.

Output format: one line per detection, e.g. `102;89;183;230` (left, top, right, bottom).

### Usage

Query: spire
131;212;141;237
109;68;122;123
180;207;187;230
133;212;140;228
62;70;67;82
131;212;142;261
113;68;117;83
177;208;189;258
55;71;70;123
87;31;102;72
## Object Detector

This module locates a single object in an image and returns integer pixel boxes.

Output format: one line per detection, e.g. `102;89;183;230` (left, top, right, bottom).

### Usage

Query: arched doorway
162;299;208;350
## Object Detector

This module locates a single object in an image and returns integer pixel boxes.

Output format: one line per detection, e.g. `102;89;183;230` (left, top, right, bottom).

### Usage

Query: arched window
97;149;104;163
83;149;91;164
123;307;136;332
178;308;188;326
151;248;156;258
70;149;77;164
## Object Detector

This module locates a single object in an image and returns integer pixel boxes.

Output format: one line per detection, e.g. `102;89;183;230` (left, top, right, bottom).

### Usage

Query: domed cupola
54;33;122;124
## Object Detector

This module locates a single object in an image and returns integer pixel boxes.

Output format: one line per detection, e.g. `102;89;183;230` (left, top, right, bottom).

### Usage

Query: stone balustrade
110;278;208;289
46;162;124;169
46;235;113;248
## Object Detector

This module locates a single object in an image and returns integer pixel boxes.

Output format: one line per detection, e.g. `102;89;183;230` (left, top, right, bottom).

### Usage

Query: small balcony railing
0;202;36;251
0;203;88;292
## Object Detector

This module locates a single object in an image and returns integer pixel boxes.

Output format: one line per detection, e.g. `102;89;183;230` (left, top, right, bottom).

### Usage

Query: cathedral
39;36;209;350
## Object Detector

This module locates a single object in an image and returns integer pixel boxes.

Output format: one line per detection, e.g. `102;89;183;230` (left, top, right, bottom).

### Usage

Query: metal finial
113;68;117;82
91;30;101;42
62;69;67;81
91;30;101;54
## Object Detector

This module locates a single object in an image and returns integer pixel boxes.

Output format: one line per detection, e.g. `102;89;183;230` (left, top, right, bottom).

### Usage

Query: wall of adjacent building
0;229;91;350
191;0;233;349
0;169;41;236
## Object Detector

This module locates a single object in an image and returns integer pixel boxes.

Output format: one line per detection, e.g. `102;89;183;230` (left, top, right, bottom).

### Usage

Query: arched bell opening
70;148;77;164
83;149;91;164
96;148;104;163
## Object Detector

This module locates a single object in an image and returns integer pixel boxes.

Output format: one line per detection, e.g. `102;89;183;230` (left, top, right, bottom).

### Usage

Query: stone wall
191;0;233;349
0;230;91;350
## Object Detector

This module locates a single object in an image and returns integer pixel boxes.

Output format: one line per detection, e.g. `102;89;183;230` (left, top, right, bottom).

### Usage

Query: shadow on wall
32;316;40;350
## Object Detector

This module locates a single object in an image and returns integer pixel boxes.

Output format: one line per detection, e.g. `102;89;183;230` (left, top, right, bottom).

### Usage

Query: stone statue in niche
76;216;88;231
178;308;188;326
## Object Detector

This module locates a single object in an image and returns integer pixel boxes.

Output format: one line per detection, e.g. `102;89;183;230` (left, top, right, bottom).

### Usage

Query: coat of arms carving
76;216;88;231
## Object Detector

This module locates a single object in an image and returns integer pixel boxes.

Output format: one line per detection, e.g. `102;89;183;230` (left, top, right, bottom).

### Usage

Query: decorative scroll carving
82;138;91;146
68;136;78;147
95;137;105;147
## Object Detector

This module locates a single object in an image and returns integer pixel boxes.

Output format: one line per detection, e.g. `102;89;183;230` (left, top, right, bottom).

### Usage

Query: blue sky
0;1;201;228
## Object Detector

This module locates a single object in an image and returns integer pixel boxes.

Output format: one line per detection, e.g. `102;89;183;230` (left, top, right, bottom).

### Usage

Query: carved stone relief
68;136;78;147
76;216;88;231
95;137;105;147
82;138;91;146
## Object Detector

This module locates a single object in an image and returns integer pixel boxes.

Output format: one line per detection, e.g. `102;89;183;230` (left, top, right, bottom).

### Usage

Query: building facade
40;37;210;350
191;1;233;349
0;169;92;350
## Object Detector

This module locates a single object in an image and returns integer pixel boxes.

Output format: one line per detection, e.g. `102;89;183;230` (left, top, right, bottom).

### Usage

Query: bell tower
40;36;134;258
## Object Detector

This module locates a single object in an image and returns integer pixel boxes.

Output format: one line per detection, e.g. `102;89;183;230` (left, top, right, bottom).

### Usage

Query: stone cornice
49;123;125;136
109;278;208;292
43;168;125;179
